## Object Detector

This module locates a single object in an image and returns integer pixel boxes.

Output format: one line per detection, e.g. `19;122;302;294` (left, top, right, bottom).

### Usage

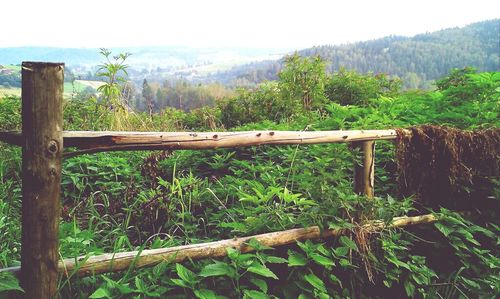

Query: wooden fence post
352;141;375;198
21;62;64;298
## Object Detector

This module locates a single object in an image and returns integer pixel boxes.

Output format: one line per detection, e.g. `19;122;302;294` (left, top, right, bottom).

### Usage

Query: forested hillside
214;19;499;88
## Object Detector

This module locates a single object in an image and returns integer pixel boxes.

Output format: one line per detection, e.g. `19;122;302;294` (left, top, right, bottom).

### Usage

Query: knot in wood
47;140;59;155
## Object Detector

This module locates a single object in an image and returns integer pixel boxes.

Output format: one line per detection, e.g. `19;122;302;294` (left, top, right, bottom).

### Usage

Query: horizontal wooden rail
1;213;437;277
0;129;403;156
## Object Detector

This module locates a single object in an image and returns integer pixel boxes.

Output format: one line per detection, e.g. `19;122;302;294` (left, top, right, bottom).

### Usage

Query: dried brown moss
141;150;172;188
396;125;499;210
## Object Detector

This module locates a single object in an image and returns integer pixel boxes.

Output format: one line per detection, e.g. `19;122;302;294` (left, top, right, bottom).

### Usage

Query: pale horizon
1;0;499;50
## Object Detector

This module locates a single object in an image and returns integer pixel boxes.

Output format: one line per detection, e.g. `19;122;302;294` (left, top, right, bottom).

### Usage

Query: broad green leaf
171;278;190;288
199;262;236;278
247;263;278;279
288;251;308;266
237;253;257;266
265;256;288;264
297;240;314;255
195;289;219;299
116;282;134;295
243;289;270;299
411;273;423;285
434;223;452;236
470;225;496;238
89;287;111;299
176;263;197;284
339;258;351;267
310;253;334;267
404;280;415;297
461;277;481;289
317;292;331;299
316;244;329;256
333;246;349;257
227;247;239;260
457;228;480;245
386;255;410;270
304;273;327;293
339;236;358;252
219;222;247;232
250;278;268;293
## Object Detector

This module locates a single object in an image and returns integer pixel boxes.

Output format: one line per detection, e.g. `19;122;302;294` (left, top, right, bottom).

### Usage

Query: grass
0;85;88;98
64;81;89;94
75;80;105;90
0;87;21;97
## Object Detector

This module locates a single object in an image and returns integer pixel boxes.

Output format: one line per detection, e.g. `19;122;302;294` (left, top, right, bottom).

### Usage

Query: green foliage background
0;54;498;298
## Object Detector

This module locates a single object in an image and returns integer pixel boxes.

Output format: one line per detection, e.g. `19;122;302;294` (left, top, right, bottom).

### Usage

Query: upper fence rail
0;129;406;157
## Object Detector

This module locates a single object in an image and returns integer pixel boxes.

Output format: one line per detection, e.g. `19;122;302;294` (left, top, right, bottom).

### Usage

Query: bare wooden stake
353;141;375;198
21;62;64;299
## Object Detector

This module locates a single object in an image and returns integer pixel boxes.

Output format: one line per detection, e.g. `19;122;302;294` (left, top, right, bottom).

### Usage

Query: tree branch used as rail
0;129;406;156
0;213;437;277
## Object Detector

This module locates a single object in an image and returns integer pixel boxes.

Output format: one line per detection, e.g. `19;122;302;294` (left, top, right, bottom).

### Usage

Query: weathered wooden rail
0;129;400;155
0;214;436;277
0;62;430;298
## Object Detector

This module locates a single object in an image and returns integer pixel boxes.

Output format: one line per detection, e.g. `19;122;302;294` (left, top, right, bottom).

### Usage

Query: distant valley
1;19;498;91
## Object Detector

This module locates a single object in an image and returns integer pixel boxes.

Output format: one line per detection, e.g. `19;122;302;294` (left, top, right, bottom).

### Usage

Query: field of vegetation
0;52;498;298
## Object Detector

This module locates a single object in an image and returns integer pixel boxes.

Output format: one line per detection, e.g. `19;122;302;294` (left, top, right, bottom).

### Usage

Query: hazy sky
2;0;499;49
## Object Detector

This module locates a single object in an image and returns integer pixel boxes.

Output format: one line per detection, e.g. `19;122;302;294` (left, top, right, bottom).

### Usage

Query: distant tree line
0;71;21;88
134;79;233;112
212;19;499;89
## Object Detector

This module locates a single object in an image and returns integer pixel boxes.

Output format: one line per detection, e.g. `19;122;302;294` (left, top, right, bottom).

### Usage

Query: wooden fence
0;62;436;298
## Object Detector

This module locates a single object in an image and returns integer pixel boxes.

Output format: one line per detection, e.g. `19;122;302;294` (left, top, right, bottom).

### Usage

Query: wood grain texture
0;214;437;277
0;129;402;154
61;214;437;277
21;62;64;299
353;141;375;198
64;129;398;151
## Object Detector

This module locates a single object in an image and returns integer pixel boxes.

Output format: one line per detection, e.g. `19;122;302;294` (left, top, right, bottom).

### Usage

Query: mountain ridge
210;19;499;88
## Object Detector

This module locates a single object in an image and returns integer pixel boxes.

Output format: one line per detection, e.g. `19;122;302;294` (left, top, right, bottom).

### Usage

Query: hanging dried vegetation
396;125;499;210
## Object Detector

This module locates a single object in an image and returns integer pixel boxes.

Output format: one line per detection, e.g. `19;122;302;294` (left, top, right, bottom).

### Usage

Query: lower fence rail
0;214;437;277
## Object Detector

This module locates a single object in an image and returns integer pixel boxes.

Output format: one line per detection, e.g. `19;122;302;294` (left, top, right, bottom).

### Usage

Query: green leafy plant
0;64;498;298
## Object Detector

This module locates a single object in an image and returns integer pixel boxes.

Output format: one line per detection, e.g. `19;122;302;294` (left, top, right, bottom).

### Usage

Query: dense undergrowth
0;57;498;298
